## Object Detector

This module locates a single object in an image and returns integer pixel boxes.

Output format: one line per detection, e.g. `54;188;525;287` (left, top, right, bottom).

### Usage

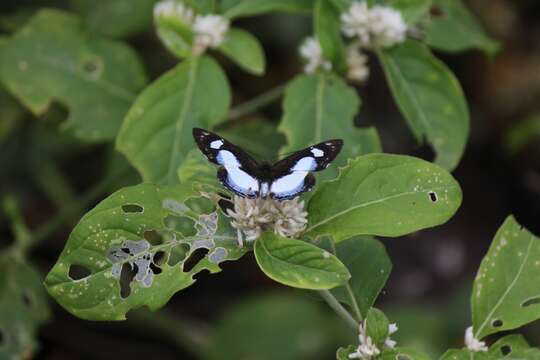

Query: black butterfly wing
269;140;343;200
192;128;261;198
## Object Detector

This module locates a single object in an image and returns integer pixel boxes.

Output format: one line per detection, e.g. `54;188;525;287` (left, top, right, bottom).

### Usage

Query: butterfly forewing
193;128;260;198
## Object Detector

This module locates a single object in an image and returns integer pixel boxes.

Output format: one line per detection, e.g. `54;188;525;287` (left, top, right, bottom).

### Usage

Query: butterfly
192;128;343;201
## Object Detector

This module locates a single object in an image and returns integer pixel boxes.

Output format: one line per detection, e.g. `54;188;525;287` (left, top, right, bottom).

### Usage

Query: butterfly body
193;128;342;200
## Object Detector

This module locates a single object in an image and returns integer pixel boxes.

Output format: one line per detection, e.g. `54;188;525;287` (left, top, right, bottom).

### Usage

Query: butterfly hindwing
193;128;260;198
268;140;343;200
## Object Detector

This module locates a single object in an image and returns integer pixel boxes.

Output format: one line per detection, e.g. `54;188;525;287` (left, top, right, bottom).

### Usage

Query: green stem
30;155;77;211
319;290;358;331
330;241;363;321
129;308;209;357
226;84;286;121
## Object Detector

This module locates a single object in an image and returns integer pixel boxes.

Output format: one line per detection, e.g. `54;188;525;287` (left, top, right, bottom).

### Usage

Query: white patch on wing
311;148;324;157
270;171;308;197
217;150;259;196
210;139;224;149
292;157;317;171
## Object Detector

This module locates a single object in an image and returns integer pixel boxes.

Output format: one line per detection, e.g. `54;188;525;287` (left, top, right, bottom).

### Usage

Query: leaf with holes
425;0;500;56
489;334;540;359
439;349;491;360
472;216;540;339
381;347;432;360
377;40;469;171
117;56;230;185
218;28;265;75
70;0;158;38
0;9;147;141
221;0;313;19
314;0;347;73
331;236;392;317
305;154;462;242
279;73;381;181
254;232;350;290
0;258;50;359
44;183;247;320
177;148;221;190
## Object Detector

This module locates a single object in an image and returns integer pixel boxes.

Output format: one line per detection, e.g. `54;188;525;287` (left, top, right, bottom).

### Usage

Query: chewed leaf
472;216;540;339
489;334;540;359
306;154;462;242
254;232;350;290
0;258;50;359
0;9;147;141
44;183;247;321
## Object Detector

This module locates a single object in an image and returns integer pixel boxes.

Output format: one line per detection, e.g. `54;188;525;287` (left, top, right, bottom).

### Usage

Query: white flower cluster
154;0;229;55
299;37;332;74
226;196;308;246
346;42;369;83
464;326;488;352
349;322;398;359
341;2;407;48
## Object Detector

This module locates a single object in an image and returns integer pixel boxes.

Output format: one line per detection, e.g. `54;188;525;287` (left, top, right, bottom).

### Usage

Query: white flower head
346;42;369;83
154;0;194;25
349;321;399;359
226;196;307;246
341;3;407;48
368;5;407;47
193;14;230;55
299;37;332;74
465;326;488;352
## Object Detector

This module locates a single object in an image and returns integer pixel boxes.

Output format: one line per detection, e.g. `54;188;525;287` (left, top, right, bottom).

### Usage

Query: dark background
1;0;540;359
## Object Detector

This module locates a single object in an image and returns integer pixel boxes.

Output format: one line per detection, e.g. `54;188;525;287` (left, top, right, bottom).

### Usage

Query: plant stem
330;241;363;322
319;290;358;331
226;84;286;121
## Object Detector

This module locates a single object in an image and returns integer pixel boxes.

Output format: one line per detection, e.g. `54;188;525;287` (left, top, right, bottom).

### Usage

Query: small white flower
346;43;369;83
349;320;399;359
341;3;407;48
299;37;332;74
193;14;230;55
341;2;371;47
465;326;488;352
226;196;307;246
154;0;194;25
368;5;407;47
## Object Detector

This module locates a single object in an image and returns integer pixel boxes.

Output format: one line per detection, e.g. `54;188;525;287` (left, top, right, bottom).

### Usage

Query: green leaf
254;232;350;290
44;183;247;320
218;28;266;75
314;0;347;73
0;10;147;141
336;345;357;359
388;0;432;24
365;308;390;347
439;349;491;360
279;73;381;181
305;154;462;242
472;216;540;339
154;6;194;59
381;347;432;360
207;293;349;360
0;89;25;143
70;0;158;38
177;149;221;190
378;40;469;170
489;334;540;359
0;258;50;359
221;0;313;19
331;236;392;317
117;56;230;185
425;0;500;56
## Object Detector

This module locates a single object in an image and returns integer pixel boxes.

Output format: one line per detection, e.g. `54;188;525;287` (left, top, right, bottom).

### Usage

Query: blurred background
1;0;540;359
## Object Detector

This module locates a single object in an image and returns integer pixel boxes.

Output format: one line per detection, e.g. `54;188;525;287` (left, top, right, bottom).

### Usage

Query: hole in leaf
153;251;167;266
122;204;143;213
22;291;32;307
218;198;234;214
492;319;503;328
522;296;540;307
120;263;137;298
168;243;190;266
68;264;91;280
164;215;196;236
0;328;4;345
144;230;165;246
430;5;444;17
183;248;209;272
428;191;438;202
80;56;104;79
501;345;511;356
185;197;213;214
